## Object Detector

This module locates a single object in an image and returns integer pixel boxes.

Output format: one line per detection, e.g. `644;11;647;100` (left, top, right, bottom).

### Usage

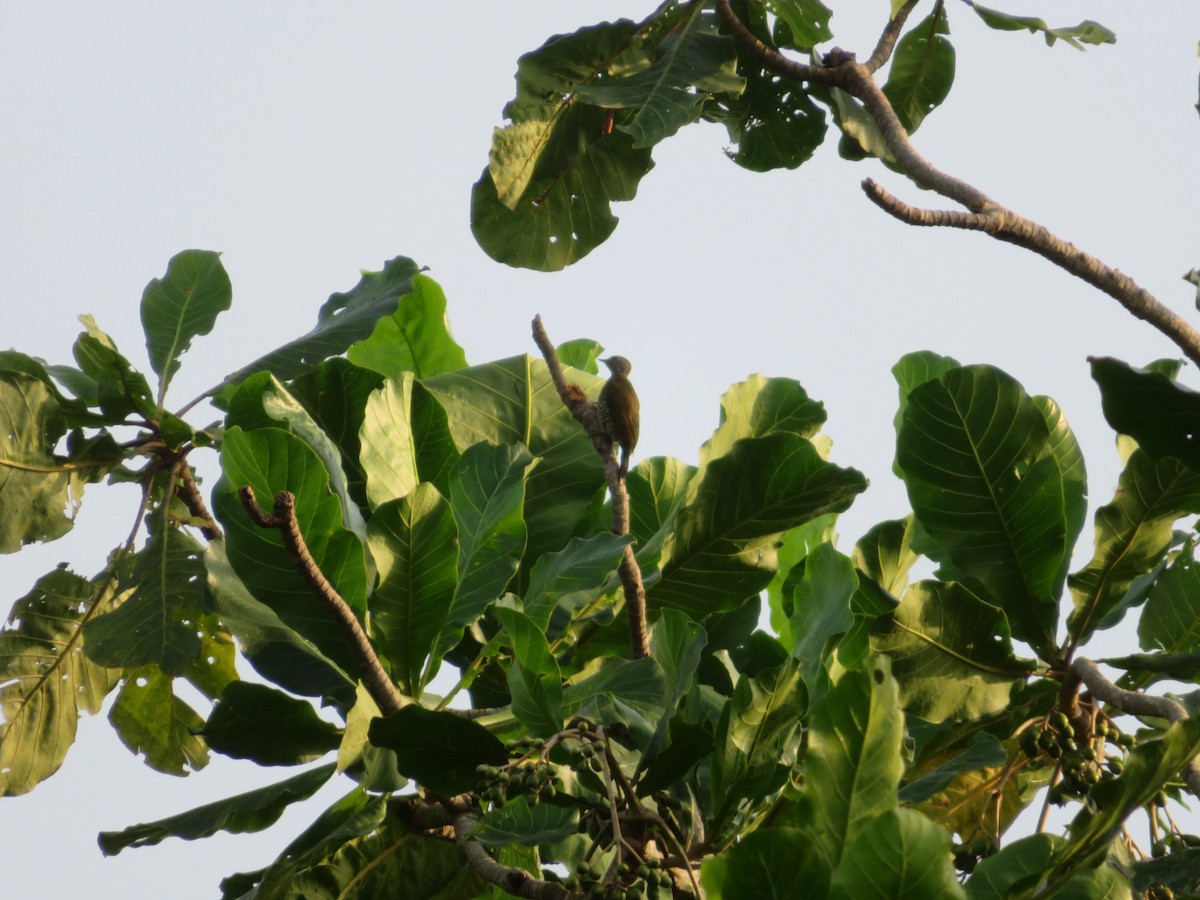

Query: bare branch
864;0;920;73
174;459;222;541
239;486;404;715
531;316;650;660
1065;658;1200;797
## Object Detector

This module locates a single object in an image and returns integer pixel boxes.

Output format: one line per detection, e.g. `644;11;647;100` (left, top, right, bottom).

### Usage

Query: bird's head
601;355;632;377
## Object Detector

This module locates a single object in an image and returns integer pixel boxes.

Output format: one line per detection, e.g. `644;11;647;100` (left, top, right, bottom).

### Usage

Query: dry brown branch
531;316;650;660
1064;657;1200;797
174;459;222;541
864;0;920;73
716;0;1200;367
239;486;404;716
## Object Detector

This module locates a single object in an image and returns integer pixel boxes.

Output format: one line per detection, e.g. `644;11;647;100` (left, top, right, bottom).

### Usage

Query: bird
597;355;639;478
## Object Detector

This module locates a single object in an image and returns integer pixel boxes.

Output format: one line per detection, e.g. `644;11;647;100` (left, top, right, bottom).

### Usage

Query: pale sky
2;3;1199;897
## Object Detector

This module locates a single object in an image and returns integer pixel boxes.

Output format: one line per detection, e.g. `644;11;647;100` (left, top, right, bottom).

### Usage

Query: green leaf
359;374;421;508
797;658;903;868
472;796;579;846
346;273;468;378
522;532;630;629
83;527;207;676
495;606;563;736
853;516;919;597
872;581;1031;723
966;833;1058;899
213;427;369;675
98;762;336;855
576;10;742;148
786;543;858;703
712;658;807;826
108;666;208;775
639;609;708;771
701;826;830;899
896;365;1069;657
1038;395;1088;591
221;256;421;388
829;808;966;899
0;567;121;796
140;249;232;404
1049;714;1200;885
967;3;1116;50
429;442;534;669
472;21;655;270
555;338;602;373
367;484;458;696
883;8;955;134
204;542;355;707
721;62;827;172
200;682;340;766
629;456;697;576
891;350;962;476
1130;846;1200;895
768;0;833;50
1069;449;1200;644
368;705;507;797
699;375;828;468
72;315;156;420
899;732;1007;803
653;433;867;617
561;656;665;719
0;372;75;551
1091;356;1200;468
289;358;384;514
422;356;604;579
1140;548;1200;654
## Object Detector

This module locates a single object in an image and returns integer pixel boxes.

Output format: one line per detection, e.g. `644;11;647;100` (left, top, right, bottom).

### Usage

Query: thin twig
531;316;650;660
174;458;222;540
239;486;404;716
1064;658;1200;797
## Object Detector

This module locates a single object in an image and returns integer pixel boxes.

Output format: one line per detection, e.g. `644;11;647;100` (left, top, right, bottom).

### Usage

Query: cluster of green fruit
1018;710;1133;805
566;857;674;899
475;736;562;807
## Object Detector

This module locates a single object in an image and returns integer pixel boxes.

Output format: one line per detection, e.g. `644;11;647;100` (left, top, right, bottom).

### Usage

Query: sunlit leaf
346;273;467;378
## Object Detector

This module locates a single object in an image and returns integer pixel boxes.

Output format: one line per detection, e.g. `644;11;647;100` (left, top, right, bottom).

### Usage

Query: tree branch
239;486;404;715
531;316;650;660
864;0;920;73
1064;658;1200;797
716;0;1200;368
174;458;222;541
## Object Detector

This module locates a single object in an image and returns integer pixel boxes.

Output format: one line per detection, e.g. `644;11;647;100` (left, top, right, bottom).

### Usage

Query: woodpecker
597;355;639;478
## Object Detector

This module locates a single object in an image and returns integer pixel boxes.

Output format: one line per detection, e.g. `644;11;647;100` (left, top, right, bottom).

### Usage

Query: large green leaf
882;8;955;134
368;704;507;797
72;315;156;420
472;796;579;847
872;581;1031;723
108;666;208;775
204;542;355;707
0;568;121;796
367;484;458;696
628;456;697;576
852;516;919;598
795;658;903;868
829;808;966;899
899;731;1007;803
890;350;961;476
896;365;1068;656
429;442;534;668
1068;449;1200;644
1139;547;1200;654
699;375;827;469
98;762;336;854
84;527;207;676
701;826;830;899
721;59;827;173
522;532;630;629
576;9;741;148
495;606;563;736
1090;356;1200;469
200;681;340;766
423;355;603;578
0;372;75;551
561;656;665;721
346;273;467;378
213;427;369;675
221;256;421;388
769;0;833;50
140;249;232;404
711;658;807;828
472;22;655;270
358;374;421;509
652;433;867;617
967;3;1116;50
786;543;858;704
1037;395;1088;590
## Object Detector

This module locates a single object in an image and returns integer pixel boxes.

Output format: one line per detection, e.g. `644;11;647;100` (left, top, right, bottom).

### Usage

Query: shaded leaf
140;249;231;403
472;796;579;846
99;763;336;854
1139;549;1200;656
701;826;830;899
496;606;563;736
109;666;208;775
883;8;955;134
899;731;1007;803
769;0;833;50
368;705;507;797
1091;356;1200;468
852;516;918;598
522;532;630;629
346;273;467;378
829;808;966;900
201;682;340;766
967;3;1116;50
786;543;857;706
72;315;156;420
0;567;121;796
721;62;827;172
